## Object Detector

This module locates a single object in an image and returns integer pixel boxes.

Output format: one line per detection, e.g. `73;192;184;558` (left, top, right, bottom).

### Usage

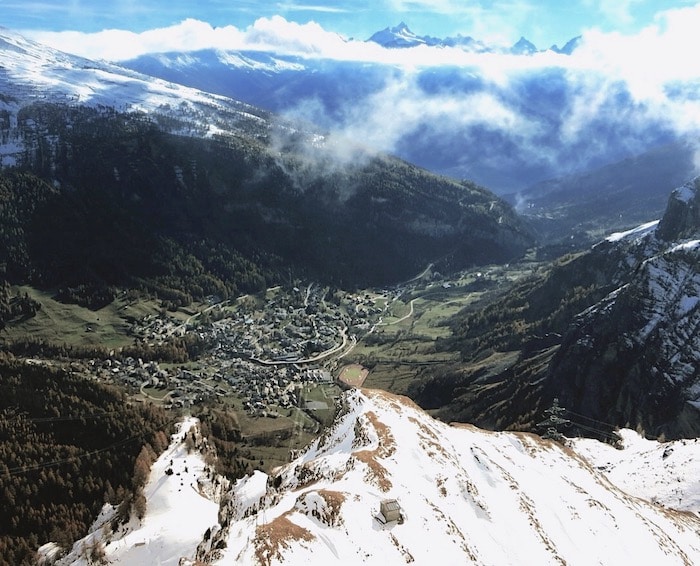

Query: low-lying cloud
23;4;700;190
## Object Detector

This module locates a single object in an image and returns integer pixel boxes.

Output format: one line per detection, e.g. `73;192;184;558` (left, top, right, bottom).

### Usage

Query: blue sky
3;0;698;50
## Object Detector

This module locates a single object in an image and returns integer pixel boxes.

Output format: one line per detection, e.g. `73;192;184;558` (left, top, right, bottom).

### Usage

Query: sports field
337;364;369;387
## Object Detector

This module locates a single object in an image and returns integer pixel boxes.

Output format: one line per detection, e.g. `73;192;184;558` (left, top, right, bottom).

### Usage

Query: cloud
309;4;700;185
275;3;352;13
585;0;644;26
25;17;357;61
25;19;244;61
21;6;700;189
571;5;700;111
337;75;538;149
23;15;565;65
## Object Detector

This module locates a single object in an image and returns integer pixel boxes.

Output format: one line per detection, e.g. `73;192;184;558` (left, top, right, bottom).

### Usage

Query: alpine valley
0;21;700;566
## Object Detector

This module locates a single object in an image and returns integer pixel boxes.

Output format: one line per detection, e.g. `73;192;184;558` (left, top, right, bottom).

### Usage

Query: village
85;262;511;417
91;284;396;415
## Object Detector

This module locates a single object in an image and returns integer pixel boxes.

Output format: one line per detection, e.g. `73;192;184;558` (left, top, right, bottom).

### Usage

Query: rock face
435;178;700;440
657;177;700;241
546;177;700;438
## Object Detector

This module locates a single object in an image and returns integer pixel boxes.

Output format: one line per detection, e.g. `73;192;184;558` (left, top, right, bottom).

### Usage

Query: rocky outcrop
546;243;700;438
656;177;700;241
438;177;700;440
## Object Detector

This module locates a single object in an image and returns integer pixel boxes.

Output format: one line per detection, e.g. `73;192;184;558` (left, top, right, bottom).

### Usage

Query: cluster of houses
89;357;223;408
91;285;395;414
89;357;167;391
89;352;334;415
209;287;351;363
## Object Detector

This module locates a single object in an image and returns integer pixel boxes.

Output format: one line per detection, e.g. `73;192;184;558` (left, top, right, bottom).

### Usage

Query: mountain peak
550;35;582;54
657;176;700;240
511;36;538;54
367;22;434;48
366;25;583;55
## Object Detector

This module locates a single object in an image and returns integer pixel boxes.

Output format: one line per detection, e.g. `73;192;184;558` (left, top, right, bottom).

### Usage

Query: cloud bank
23;4;700;190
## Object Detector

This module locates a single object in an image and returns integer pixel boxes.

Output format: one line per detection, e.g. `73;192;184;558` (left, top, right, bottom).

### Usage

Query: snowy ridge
214;51;305;72
53;417;223;566
206;389;699;565
573;429;700;512
605;219;659;243
0;28;276;165
54;394;700;565
150;50;306;73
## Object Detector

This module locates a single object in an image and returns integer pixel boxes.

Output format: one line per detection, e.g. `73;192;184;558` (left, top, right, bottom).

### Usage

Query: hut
379;499;402;523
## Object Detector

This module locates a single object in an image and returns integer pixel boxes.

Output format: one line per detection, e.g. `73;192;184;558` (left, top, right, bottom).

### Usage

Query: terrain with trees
0;354;173;565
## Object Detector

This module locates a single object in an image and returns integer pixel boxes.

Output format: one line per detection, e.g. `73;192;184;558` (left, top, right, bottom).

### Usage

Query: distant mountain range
119;25;678;195
506;140;700;248
367;22;581;54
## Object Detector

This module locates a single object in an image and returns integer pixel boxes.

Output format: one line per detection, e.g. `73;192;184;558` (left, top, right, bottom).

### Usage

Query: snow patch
606;219;659;243
56;417;221;566
671;239;700;253
574;429;700;513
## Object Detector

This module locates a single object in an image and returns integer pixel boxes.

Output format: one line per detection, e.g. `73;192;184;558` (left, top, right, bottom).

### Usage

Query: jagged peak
670;176;700;204
550;35;582;54
511;36;538;54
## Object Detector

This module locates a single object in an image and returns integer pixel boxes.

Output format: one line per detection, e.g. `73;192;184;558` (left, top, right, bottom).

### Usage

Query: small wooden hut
380;499;402;523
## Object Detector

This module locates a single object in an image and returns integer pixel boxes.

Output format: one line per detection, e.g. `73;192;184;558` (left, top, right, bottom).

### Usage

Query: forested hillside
0;103;532;310
0;354;173;565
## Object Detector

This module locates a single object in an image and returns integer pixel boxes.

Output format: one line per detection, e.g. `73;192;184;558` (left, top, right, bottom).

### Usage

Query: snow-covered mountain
572;428;700;512
367;22;442;49
45;417;223;565
0;27;263;120
0;28;279;167
367;22;562;55
545;178;700;438
56;390;700;565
